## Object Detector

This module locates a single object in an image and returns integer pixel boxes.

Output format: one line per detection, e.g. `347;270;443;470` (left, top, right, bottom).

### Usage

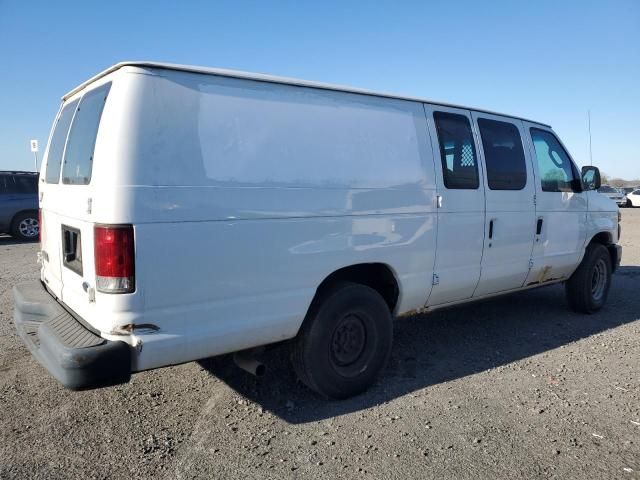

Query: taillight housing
94;225;135;294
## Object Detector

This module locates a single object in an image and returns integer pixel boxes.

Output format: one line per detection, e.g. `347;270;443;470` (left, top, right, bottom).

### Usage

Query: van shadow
199;266;640;424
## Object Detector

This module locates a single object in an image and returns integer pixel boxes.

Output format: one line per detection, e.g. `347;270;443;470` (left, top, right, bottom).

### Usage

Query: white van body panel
584;191;618;244
42;67;441;371
470;113;537;297
521;122;589;284
422;104;485;306
38;63;620;374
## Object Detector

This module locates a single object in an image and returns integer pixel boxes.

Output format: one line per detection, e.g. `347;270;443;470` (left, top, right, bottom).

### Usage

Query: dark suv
0;171;39;240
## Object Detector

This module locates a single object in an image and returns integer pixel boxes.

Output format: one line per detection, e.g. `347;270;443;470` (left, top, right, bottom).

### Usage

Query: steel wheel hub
331;314;366;366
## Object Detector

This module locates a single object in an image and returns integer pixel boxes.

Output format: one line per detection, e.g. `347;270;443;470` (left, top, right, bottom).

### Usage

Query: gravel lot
1;210;639;479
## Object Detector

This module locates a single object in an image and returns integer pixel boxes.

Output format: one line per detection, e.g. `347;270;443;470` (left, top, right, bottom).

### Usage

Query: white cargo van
14;62;621;398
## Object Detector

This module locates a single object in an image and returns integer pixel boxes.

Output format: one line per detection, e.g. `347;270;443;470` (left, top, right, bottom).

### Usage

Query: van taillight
94;225;135;294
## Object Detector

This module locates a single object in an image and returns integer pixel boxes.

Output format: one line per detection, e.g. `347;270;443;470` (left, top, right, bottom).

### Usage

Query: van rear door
40;99;79;299
40;83;112;314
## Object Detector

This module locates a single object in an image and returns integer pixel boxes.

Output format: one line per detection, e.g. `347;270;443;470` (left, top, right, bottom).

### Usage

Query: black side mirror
581;166;601;191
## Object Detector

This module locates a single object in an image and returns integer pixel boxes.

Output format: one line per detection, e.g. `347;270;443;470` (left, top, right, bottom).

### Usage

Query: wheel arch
307;263;401;318
586;231;619;272
10;209;39;228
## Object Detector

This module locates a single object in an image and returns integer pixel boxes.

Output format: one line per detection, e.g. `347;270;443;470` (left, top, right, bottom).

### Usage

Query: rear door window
62;83;111;185
45;99;79;184
433;112;479;189
478;118;527;190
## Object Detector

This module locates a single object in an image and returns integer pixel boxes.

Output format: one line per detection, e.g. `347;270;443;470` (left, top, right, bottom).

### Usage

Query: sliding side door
424;105;485;306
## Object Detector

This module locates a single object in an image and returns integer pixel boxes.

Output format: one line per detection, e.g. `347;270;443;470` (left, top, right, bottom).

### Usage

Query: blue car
0;171;39;240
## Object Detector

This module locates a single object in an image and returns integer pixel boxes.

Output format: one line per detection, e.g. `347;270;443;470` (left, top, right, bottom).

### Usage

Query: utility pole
587;110;593;166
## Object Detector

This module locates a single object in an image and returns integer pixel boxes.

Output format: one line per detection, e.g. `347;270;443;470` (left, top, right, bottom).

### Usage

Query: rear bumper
13;282;131;390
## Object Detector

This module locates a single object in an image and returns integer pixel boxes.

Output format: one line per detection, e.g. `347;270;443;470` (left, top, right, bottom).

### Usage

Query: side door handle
488;219;494;239
536;217;543;235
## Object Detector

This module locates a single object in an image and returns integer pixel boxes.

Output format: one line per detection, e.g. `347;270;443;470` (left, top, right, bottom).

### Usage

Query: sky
0;0;638;179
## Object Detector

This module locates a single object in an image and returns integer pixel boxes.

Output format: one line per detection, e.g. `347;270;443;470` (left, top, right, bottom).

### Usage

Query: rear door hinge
533;194;537;206
432;273;440;286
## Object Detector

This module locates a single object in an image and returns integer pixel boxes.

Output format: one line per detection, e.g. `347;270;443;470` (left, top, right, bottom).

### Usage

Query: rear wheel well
312;263;400;315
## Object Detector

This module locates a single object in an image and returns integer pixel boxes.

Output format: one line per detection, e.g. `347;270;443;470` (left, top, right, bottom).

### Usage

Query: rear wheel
11;212;39;241
565;243;612;313
291;282;393;399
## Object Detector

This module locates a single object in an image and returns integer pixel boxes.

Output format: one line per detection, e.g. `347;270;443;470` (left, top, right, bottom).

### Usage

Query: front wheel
565;244;612;314
291;282;393;399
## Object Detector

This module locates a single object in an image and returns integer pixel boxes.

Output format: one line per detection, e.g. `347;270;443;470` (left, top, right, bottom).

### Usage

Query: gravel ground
1;210;639;479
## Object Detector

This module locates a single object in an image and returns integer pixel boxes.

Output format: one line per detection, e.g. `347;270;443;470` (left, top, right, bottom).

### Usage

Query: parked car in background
0;171;39;240
598;185;626;207
627;189;640;207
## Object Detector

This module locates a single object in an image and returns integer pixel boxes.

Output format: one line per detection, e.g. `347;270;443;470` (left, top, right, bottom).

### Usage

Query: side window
3;176;22;194
0;175;10;193
14;176;37;194
478;118;527;190
62;83;111;185
433;111;479;189
530;128;579;193
45;99;79;184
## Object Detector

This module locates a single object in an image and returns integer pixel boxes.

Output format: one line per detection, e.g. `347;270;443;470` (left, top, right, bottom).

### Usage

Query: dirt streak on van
13;62;620;397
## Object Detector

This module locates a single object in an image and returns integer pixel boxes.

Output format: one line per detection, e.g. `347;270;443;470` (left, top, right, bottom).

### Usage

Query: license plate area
62;225;83;276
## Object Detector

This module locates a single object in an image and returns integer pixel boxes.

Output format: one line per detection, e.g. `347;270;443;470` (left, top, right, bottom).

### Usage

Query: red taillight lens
94;225;135;293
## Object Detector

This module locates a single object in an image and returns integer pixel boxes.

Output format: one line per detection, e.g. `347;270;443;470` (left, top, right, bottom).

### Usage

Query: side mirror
581;166;601;191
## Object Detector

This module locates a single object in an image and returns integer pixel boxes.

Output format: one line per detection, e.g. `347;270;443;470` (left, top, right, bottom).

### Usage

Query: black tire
291;282;393;399
11;211;39;241
565;243;612;314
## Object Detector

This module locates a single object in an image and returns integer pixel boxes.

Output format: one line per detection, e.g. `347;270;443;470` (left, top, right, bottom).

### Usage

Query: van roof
63;61;551;128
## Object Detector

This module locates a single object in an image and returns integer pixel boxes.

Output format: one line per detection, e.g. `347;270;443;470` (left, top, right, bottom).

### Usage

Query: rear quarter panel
94;69;439;371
